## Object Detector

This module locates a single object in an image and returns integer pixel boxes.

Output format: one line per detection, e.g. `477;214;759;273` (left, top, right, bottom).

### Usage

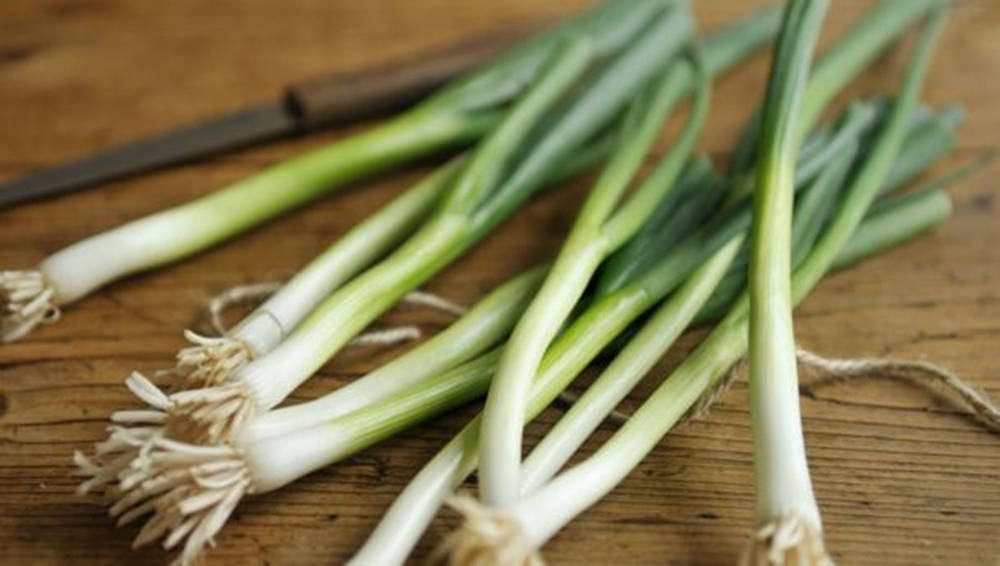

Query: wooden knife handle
285;29;525;130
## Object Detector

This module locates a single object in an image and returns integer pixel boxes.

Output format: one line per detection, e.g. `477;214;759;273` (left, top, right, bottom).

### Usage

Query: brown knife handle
285;29;526;130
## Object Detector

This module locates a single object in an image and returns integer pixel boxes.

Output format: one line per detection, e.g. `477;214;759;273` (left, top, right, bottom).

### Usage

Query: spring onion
480;24;712;505
746;12;947;559
0;0;672;343
746;0;830;561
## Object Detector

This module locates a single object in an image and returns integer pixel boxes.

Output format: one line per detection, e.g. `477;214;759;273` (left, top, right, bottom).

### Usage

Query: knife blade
0;29;523;209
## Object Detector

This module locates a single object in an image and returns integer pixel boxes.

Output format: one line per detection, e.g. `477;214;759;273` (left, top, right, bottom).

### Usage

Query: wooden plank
0;0;997;564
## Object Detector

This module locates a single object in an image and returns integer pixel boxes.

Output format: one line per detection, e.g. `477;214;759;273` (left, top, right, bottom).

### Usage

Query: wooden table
1;1;998;564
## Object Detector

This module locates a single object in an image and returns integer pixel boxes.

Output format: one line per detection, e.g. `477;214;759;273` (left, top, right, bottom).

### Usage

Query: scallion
745;0;830;560
480;25;712;504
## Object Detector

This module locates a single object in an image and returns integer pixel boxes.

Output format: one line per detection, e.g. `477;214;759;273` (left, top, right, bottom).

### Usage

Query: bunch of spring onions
75;2;783;562
0;0;667;343
63;0;971;564
342;1;955;563
86;93;959;565
99;0;698;448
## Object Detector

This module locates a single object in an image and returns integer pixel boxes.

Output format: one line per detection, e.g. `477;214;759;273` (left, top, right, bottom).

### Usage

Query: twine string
205;283;469;348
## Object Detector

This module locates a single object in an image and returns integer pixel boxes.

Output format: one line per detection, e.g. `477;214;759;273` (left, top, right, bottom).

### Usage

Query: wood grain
1;1;998;564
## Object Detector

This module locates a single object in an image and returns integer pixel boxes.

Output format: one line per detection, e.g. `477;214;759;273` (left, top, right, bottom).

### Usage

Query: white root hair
430;494;544;566
1;270;60;342
75;435;253;566
112;372;259;445
172;330;256;390
76;372;256;497
742;514;833;566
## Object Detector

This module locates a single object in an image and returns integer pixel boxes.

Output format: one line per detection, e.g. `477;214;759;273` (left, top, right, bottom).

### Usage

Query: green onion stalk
431;7;948;566
746;0;830;561
0;0;670;343
748;12;949;556
479;19;713;506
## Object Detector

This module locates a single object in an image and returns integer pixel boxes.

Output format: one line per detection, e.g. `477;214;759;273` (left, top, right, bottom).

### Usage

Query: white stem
227;310;285;357
479;235;606;504
38;206;217;305
240;165;451;350
347;423;476;566
240;421;357;492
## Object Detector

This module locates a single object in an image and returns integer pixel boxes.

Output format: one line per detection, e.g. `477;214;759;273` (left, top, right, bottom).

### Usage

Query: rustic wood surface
1;1;998;564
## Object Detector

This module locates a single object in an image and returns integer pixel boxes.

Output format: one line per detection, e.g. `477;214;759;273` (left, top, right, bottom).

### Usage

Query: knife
0;29;523;209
